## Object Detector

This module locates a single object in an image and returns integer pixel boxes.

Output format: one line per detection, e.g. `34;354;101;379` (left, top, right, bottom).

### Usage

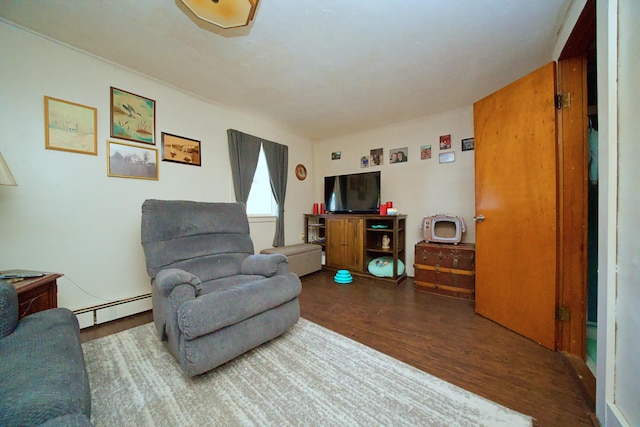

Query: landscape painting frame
161;132;201;166
44;96;98;155
107;140;158;180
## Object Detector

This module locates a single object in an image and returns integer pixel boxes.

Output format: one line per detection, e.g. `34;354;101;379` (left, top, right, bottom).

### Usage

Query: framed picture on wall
439;151;455;164
370;148;383;166
44;96;97;155
161;132;201;166
390;147;408;163
462;137;475;151
107;140;158;180
110;87;156;145
420;145;432;160
439;134;452;150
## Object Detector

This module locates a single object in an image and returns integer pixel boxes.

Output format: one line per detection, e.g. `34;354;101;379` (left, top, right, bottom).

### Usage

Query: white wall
0;22;314;327
313;106;475;276
609;0;640;425
595;0;640;426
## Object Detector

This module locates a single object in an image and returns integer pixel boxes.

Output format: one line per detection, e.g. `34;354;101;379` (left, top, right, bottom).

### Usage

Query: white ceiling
0;0;570;141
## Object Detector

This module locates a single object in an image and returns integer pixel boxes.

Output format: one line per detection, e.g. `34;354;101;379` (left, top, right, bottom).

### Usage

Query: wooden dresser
413;242;475;300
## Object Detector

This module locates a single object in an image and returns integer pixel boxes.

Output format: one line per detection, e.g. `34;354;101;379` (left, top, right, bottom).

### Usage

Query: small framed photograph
360;156;369;168
390;147;408;163
44;96;97;155
107;140;158;180
439;152;455;164
462;137;475;151
420;145;432;160
161;132;201;166
370;148;383;166
439;134;451;150
331;151;341;160
110;87;156;145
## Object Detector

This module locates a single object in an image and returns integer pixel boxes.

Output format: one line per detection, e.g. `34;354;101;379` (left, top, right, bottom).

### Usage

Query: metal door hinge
557;306;571;322
556;93;571;109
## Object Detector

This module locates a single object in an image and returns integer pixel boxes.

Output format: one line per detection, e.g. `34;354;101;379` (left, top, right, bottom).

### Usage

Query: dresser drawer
414;264;475;300
414;242;475;270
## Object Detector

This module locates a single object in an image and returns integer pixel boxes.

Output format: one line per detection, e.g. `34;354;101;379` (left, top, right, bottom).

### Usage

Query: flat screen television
324;171;381;214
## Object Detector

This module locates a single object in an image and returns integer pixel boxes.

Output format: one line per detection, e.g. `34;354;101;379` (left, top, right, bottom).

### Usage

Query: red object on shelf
380;204;388;215
386;201;393;208
320;203;325;214
313;203;319;214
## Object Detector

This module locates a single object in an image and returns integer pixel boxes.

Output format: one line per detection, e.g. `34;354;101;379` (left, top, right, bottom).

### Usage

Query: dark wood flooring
80;270;597;427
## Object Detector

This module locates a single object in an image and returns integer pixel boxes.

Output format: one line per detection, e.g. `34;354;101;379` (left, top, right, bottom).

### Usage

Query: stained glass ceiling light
180;0;260;29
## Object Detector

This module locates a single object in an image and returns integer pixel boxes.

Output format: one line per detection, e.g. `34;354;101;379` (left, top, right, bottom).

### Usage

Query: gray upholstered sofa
141;199;302;377
0;282;92;427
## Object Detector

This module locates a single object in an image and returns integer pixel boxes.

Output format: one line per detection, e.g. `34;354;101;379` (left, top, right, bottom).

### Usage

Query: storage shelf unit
305;214;406;284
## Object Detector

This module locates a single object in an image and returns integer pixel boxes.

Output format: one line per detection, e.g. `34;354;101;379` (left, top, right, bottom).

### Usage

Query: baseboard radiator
73;293;151;326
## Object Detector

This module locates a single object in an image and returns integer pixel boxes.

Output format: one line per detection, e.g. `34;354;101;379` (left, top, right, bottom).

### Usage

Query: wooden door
326;217;363;271
557;56;588;356
473;62;558;350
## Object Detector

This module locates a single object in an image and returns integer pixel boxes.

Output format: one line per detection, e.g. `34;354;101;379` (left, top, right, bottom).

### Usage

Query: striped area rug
82;318;532;426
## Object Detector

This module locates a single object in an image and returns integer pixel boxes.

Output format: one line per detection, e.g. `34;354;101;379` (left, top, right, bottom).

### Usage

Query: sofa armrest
155;268;201;297
240;254;288;277
0;282;19;338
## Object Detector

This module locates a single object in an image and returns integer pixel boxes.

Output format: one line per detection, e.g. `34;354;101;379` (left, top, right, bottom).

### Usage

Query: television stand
304;214;407;284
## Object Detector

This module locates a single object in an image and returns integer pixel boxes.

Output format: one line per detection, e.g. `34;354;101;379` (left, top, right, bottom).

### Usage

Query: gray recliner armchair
140;199;301;377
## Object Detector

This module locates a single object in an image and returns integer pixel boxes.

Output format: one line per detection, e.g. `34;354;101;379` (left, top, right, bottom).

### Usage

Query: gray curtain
227;129;261;204
227;129;289;247
263;141;288;247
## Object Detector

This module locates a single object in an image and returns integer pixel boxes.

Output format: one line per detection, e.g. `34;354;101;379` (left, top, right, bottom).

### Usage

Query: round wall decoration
295;164;307;181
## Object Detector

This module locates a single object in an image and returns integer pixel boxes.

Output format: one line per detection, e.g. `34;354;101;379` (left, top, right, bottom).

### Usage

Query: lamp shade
0;152;17;186
180;0;259;29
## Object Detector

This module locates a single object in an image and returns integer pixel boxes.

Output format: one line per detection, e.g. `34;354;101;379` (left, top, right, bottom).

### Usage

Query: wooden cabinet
414;242;475;300
326;217;363;271
1;271;61;318
305;214;406;283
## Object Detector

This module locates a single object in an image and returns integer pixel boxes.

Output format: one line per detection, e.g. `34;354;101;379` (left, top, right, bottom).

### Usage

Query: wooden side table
1;270;61;318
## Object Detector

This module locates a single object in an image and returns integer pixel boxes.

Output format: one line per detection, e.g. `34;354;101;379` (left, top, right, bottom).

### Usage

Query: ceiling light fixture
180;0;260;29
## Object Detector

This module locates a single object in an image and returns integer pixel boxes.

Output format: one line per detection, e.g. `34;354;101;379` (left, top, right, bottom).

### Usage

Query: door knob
473;214;485;223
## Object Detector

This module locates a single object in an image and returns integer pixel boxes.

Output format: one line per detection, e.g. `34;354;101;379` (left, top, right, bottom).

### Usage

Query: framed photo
420;145;432;160
390;147;408;163
360;156;369;168
439;152;455;164
107;140;158;180
439;134;452;150
44;96;97;155
462;137;475;151
110;87;156;145
161;132;201;166
331;151;341;160
370;148;383;166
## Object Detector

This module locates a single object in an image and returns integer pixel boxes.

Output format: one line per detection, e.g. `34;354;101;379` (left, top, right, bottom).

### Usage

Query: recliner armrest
155;269;202;297
0;283;19;338
240;254;288;277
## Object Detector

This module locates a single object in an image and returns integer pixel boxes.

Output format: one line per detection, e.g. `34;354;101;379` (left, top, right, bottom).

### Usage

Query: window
246;146;277;216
